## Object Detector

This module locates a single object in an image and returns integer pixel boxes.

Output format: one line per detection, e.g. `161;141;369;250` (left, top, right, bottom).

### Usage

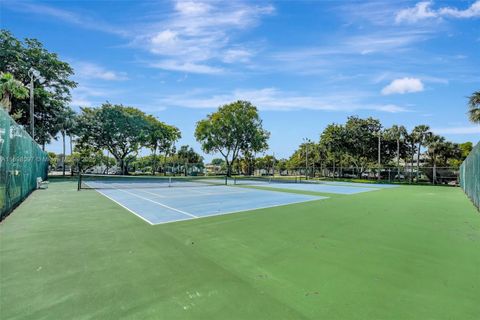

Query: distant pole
303;138;309;180
272;152;275;176
377;129;381;181
28;68;41;139
29;74;34;137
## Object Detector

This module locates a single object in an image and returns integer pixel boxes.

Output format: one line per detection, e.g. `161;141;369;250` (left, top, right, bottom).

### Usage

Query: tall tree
386;125;407;169
144;116;180;175
412;125;431;180
0;30;76;144
467;91;480;124
176;145;203;176
195;101;269;176
319;123;345;176
385;125;407;179
76;103;150;175
426;134;445;184
158;125;181;175
0;72;28;114
177;145;203;164
56;107;77;176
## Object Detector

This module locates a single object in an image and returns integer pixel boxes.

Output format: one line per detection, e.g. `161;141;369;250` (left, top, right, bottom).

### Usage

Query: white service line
93;189;154;225
118;189;198;218
138;188;249;199
151;196;328;225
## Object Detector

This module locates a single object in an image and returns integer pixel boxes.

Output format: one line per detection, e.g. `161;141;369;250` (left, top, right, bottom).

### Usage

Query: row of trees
0;30;77;148
0;31;270;177
232;116;472;182
0;30;478;180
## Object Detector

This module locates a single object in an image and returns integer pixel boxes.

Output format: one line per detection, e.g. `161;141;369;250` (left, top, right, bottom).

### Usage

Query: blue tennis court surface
95;185;327;225
313;181;399;189
233;179;381;194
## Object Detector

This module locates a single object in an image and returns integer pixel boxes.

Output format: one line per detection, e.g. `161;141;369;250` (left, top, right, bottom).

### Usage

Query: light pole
303;138;309;180
28;68;41;138
377;127;382;181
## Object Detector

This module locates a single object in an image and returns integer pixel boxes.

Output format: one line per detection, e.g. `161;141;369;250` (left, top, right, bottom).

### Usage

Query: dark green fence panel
460;141;480;210
0;107;49;220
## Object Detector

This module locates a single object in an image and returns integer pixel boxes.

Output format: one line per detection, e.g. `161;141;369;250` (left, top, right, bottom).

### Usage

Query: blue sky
2;0;479;160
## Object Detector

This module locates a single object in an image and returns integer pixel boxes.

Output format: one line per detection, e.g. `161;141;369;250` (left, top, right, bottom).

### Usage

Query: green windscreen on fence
460;141;480;210
0;106;49;220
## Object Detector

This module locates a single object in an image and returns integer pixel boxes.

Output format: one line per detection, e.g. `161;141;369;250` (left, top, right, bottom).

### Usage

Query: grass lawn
1;181;479;319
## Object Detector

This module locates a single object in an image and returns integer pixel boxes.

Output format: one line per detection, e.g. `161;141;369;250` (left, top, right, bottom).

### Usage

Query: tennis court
2;180;479;320
79;175;328;224
232;177;397;194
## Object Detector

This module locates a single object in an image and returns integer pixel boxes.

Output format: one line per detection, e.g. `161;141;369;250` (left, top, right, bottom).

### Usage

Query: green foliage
67;145;111;172
0;72;28;113
47;152;57;169
195;100;269;175
211;158;225;166
459;142;473;158
467;91;480;123
0;30;76;146
176;145;203;164
144;115;181;174
76;103;150;174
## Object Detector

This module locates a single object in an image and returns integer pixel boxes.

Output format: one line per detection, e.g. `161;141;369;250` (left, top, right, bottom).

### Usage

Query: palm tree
412;125;431;182
426;134;444;184
468;91;480;123
57;107;77;176
0;72;28;113
387;125;407;178
405;132;418;183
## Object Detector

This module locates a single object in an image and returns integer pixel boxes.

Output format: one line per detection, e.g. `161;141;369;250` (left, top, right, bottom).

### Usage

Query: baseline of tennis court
313;181;399;189
233;179;382;194
93;185;327;225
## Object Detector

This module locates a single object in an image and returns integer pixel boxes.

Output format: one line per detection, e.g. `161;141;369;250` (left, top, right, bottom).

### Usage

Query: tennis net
78;174;227;190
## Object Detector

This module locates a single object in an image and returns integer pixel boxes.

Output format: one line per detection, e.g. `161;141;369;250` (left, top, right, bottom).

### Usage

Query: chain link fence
460;142;479;210
229;165;459;185
1;107;49;220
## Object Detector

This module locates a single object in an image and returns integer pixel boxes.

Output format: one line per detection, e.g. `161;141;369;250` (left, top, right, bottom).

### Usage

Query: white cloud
134;0;274;73
74;62;128;81
70;85;123;108
150;60;223;74
432;126;480;135
6;1;128;36
396;1;480;23
439;1;480;18
395;1;438;23
381;77;424;95
375;104;410;113
222;48;254;63
156;87;408;113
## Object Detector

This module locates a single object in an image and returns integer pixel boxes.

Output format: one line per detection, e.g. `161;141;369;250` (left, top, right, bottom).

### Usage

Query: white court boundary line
138;188;250;199
93;189;155;225
89;185;328;226
118;189;198;218
150;196;329;225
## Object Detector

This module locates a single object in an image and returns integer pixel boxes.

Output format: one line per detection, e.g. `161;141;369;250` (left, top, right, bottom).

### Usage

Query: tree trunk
396;139;400;180
2;93;11;113
378;134;381;181
410;143;414;183
225;158;231;177
119;158;127;175
62;131;66;176
69;135;73;176
416;142;421;182
152;148;157;176
332;157;336;179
